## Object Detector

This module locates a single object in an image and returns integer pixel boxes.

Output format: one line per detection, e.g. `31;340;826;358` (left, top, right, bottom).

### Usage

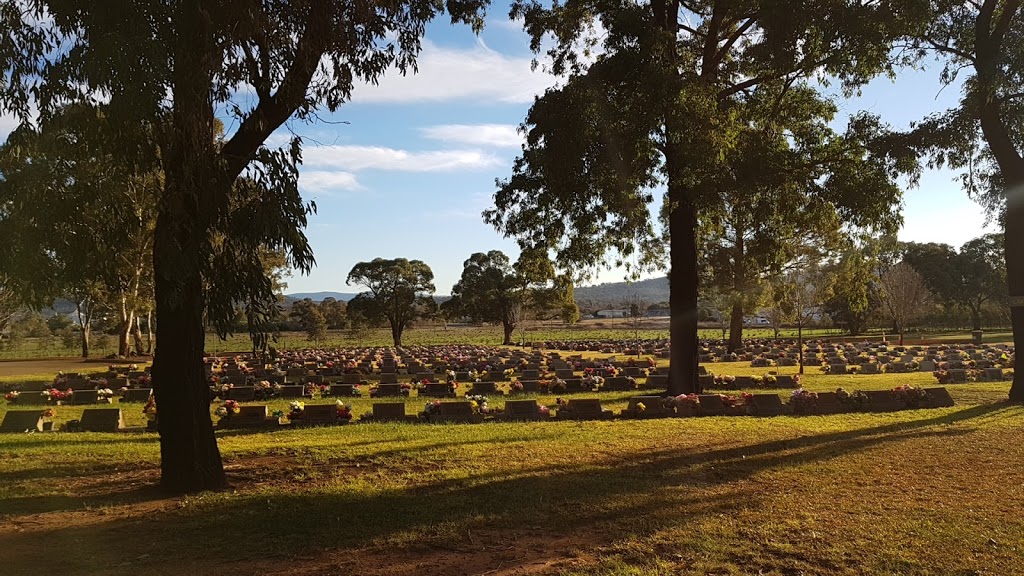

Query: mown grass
0;348;1020;575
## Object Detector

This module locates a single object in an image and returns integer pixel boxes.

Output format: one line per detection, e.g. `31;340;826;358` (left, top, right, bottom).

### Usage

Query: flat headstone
922;387;955;408
519;380;539;393
554;369;575;380
557;398;612;420
983;368;1004;381
370;402;408;422
379;373;399;384
228;386;256;401
13;391;49;404
503;399;546;421
375;383;403;397
521;369;540;380
860;363;880;375
329;384;359;397
949;369;968;383
919;361;936;372
121;388;152;403
732;376;753;389
622;396;671;418
813;392;845;414
279;385;304;398
70;390;100;405
697;374;715;390
0;410;44;433
829;364;848;375
469;381;498;395
775;375;796;388
79;409;126;432
604;377;636;391
749;394;786;416
863;390;902;412
342;373;363;384
646;374;669;389
421;383;453;397
697;394;727;416
431;401;483;423
296;403;338;424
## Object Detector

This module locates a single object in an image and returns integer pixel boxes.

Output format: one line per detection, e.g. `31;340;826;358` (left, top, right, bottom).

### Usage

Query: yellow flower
636;402;646;412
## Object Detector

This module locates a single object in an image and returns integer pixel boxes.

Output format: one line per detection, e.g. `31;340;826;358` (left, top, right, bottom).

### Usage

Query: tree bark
391;322;403;347
502;321;514;346
798;323;804;375
728;302;744;352
132;315;145;355
1006;185;1024;401
151;0;225;493
667;186;699;395
117;310;135;357
75;299;91;358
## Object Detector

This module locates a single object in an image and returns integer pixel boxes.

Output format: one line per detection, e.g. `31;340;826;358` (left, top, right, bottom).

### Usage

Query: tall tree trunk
152;0;225;493
81;325;91;358
667;188;699;395
146;308;154;354
76;299;91;358
391;322;402;347
728;302;743;352
118;310;135;357
502;321;514;346
132;315;145;355
798;323;804;375
1006;183;1024;401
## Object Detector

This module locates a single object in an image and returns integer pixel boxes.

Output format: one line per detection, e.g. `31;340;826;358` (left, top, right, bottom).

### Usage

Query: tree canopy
347;258;437;347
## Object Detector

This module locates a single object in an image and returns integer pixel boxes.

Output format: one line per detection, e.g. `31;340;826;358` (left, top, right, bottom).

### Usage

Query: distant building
595;309;629;318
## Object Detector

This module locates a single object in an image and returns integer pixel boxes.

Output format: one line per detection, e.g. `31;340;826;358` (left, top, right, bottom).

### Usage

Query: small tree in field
878;262;935;345
347;259;436;347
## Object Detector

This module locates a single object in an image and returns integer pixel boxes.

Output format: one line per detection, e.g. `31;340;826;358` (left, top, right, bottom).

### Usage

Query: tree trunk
132;315;145;355
391;322;402;347
502;321;514;346
1006;179;1024;401
81;325;91;358
667;186;699;395
152;0;225;493
118;311;135;357
798;323;804;375
146;308;154;354
728;302;743;352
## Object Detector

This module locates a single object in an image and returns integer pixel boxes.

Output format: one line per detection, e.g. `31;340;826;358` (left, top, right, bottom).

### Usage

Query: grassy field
4;319;1010;360
0;354;1021;575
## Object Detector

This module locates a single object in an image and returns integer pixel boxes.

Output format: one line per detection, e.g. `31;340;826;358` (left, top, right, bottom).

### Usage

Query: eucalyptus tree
0;105;158;358
347;258;437;347
0;1;489;492
906;1;1024;399
487;0;919;393
699;84;904;351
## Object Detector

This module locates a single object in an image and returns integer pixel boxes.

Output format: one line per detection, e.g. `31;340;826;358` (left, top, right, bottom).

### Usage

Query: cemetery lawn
1;370;1022;575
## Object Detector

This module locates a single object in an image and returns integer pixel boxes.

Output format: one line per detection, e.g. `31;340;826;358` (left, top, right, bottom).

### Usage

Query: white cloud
0;113;23;143
303;144;502;172
299;170;362;193
350;38;558;104
420;123;522;148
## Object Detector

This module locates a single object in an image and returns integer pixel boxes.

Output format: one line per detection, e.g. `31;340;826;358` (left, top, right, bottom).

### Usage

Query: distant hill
284;292;451;305
574;276;670;308
284;291;359;303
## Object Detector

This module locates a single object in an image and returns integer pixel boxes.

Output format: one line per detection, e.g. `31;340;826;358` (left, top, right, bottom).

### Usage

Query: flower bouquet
336;400;353;423
215;399;241;421
4;391;19;404
508;380;525;394
891;384;931;408
789;388;818;413
96;388;114;403
836;388;868;411
667;393;700;416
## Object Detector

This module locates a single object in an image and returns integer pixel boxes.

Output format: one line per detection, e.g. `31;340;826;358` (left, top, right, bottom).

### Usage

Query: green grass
0;353;1020;575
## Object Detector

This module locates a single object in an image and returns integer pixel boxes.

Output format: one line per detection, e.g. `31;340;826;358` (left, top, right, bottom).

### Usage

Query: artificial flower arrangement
137;374;152;387
605;366;620;377
646;356;657;368
891;384;930;407
581;374;604;391
42;388;73;403
253;380;273;399
42;407;57;419
667;393;700;412
835;387;869;410
423;399;442;417
465;394;491;414
287;400;305;420
713;374;737;388
445;369;457;383
118;386;130;398
4;391;19;403
537;404;551;417
789;388;819;412
143;397;158;421
96;388;115;402
215;399;241;419
503;368;515;380
335;400;353;422
508;380;525;394
549;377;568;394
760;374;778;387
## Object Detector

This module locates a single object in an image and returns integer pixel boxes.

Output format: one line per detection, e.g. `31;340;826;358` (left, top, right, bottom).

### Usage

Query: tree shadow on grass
0;402;1014;575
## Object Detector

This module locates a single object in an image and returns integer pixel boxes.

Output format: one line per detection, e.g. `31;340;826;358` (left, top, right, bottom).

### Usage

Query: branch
220;5;329;180
712;15;758;66
923;35;976;63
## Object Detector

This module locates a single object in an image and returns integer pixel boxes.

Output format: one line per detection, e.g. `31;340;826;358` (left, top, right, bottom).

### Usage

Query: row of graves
2;364;155;406
203;345;675;402
191;383;960;431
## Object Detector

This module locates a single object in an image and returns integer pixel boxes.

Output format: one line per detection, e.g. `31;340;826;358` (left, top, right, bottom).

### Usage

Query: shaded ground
1;399;1022;576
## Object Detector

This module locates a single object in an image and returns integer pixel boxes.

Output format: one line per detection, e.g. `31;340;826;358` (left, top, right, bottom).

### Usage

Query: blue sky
0;10;996;296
